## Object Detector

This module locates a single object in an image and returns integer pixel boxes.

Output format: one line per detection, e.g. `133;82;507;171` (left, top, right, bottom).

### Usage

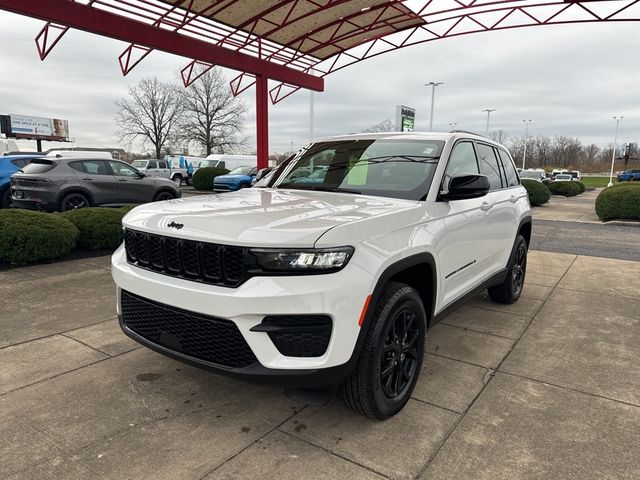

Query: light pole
608;116;623;187
449;122;457;131
482;109;496;134
522;119;532;170
426;81;443;131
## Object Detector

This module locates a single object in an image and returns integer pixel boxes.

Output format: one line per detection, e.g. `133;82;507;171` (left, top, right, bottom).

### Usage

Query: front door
108;161;154;203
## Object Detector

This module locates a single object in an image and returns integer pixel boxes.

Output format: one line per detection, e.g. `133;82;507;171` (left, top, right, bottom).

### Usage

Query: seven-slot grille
120;290;257;369
124;228;247;287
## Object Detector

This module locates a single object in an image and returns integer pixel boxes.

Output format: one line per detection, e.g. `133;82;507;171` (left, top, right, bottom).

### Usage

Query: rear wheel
340;282;426;419
488;235;527;304
1;188;11;209
154;190;176;202
60;192;90;211
172;174;183;185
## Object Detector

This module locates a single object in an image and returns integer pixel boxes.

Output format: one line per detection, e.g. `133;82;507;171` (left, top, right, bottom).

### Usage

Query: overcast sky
1;9;639;155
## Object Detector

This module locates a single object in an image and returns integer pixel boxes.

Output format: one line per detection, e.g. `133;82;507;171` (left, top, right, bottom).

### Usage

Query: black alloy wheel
488;234;528;304
60;193;89;211
154;191;175;202
340;282;426;419
511;241;527;298
380;308;421;399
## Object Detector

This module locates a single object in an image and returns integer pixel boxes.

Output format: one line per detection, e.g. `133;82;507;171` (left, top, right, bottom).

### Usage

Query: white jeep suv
111;132;531;419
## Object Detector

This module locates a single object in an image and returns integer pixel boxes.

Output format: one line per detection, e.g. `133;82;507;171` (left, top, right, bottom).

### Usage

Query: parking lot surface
1;251;639;479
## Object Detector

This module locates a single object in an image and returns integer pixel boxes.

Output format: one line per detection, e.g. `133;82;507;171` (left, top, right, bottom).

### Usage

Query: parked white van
200;154;257;172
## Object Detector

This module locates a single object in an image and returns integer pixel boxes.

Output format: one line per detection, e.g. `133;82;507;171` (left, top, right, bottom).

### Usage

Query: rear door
156;160;171;179
475;142;515;272
69;160;118;205
108;161;154;203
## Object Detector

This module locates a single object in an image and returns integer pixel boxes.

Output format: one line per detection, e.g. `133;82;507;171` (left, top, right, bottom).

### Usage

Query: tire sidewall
508;235;528;300
367;288;426;418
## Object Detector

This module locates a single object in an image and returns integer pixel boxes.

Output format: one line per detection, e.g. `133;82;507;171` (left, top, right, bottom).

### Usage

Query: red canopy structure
1;0;639;168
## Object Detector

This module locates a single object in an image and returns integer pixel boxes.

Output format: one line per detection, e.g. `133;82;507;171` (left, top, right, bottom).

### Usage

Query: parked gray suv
11;157;181;211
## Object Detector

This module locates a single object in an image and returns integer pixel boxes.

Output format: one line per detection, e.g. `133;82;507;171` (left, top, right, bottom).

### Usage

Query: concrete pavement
1;251;639;479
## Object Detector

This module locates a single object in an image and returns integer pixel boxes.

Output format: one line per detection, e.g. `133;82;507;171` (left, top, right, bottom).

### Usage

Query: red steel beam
0;0;323;92
255;75;269;170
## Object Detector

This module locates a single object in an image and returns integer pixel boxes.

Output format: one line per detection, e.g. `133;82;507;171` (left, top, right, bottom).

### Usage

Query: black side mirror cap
440;174;490;201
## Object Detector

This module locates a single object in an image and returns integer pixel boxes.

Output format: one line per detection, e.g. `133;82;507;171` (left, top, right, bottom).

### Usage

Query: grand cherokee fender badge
167;221;184;230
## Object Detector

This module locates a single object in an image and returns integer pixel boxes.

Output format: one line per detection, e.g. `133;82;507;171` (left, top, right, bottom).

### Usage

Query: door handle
510;195;519;203
82;177;93;181
480;202;493;212
118;179;128;183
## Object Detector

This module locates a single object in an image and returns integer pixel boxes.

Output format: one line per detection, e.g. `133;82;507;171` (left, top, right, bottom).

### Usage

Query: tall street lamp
608;116;623;187
482;109;496;134
522;119;532;170
426;81;443;131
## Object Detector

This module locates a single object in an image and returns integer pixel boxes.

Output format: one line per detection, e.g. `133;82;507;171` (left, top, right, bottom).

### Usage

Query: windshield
229;166;255;176
199;160;218;168
275;139;444;200
131;160;148;169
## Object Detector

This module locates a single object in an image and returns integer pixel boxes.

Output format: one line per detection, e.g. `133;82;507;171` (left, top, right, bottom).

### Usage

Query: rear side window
158;161;167;169
476;143;503;190
148;161;158;169
11;158;28;168
71;160;110;175
498;149;519;187
20;160;56;174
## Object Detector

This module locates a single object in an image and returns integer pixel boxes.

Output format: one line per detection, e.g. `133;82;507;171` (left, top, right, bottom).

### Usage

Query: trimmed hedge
192;167;229;191
595;183;640;221
574;181;585;193
61;207;131;250
0;210;78;265
521;179;550;206
548;181;581;197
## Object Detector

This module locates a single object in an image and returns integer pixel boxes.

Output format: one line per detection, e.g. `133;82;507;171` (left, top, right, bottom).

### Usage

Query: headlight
250;247;354;272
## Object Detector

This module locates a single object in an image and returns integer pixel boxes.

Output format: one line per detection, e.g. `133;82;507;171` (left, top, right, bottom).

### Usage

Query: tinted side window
498;149;519;187
109;161;138;177
80;161;109;175
11;158;28;168
443;142;479;192
158;161;167;169
147;161;157;169
476;143;503;190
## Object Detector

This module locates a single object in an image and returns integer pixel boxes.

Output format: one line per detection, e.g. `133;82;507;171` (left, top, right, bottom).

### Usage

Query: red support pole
255;74;269;170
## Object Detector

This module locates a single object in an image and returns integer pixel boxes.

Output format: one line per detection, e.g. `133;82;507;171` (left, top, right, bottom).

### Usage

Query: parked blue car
617;169;640;181
213;166;257;192
0;154;45;208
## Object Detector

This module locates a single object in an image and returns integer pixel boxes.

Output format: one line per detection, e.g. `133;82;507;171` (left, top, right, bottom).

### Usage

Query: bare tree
115;77;185;159
489;130;508;144
363;119;394;133
180;67;248;156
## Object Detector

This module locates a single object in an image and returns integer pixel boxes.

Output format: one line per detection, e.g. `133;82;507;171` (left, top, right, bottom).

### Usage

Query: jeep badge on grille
167;221;184;230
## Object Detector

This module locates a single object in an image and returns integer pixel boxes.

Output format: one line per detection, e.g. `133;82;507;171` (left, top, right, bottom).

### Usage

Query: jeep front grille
120;290;257;369
124;228;247;287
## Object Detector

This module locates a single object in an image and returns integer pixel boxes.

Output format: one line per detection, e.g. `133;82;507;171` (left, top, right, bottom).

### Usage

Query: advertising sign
4;114;70;141
395;105;415;132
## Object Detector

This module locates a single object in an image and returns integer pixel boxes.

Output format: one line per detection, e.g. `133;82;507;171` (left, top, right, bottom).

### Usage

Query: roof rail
450;129;486;138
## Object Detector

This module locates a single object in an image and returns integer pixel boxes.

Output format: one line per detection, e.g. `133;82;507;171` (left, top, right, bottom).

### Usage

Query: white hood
123;188;420;247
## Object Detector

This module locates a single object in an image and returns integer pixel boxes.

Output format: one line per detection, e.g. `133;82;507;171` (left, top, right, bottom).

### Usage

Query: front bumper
111;245;371;386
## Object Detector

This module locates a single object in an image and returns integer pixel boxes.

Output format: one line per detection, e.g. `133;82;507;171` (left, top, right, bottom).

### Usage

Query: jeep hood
123;188;420;247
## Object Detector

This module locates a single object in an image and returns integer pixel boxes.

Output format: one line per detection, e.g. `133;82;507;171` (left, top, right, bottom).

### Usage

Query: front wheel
340;282;426;420
488;235;527;304
154;191;176;202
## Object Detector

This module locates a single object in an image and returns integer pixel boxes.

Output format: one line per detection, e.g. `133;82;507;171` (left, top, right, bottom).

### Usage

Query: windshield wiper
279;184;361;194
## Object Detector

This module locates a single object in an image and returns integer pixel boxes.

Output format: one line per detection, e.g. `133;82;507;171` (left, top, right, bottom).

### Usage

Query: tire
340;282;426;420
60;192;90;211
172;174;183;185
154;190;176;202
488;234;527;304
239;183;250;189
1;188;11;209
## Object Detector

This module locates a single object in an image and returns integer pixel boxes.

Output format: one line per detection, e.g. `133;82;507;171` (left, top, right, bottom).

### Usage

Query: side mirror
136;171;146;178
441;174;490;201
